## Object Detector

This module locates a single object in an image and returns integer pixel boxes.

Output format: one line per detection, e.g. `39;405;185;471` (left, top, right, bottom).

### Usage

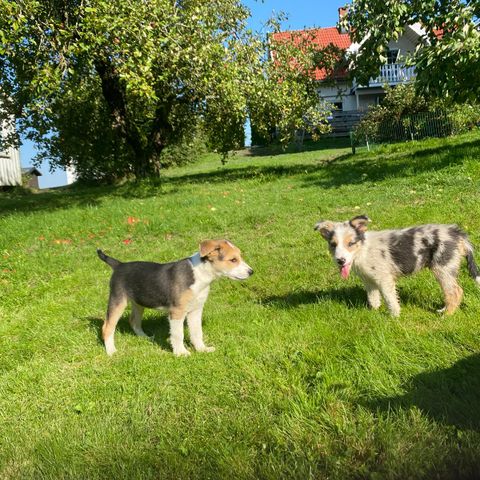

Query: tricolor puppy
315;215;480;317
97;240;253;356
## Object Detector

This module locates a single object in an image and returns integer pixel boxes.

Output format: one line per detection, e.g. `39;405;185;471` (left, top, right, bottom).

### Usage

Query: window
333;102;343;111
386;49;399;64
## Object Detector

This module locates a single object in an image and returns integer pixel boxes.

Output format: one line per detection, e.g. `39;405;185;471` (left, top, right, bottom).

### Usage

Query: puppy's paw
389;309;401;318
196;345;216;353
173;346;191;357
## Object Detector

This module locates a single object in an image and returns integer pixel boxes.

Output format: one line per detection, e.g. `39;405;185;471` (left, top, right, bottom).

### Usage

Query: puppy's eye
230;258;238;263
348;241;356;247
331;242;337;248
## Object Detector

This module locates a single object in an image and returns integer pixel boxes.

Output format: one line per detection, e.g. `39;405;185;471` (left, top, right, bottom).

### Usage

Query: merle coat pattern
315;215;480;317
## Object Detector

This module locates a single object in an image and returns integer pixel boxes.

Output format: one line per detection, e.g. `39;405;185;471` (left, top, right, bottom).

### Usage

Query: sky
20;0;347;189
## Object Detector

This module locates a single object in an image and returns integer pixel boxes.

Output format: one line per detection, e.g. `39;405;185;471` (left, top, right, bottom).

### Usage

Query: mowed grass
1;133;480;479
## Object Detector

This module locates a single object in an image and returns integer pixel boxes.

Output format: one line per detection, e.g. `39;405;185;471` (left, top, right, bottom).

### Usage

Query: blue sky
20;0;347;188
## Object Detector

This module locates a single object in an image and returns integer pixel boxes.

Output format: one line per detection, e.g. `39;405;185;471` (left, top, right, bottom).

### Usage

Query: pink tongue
341;263;351;279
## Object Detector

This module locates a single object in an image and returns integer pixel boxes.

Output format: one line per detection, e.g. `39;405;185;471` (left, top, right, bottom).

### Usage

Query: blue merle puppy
315;215;480;317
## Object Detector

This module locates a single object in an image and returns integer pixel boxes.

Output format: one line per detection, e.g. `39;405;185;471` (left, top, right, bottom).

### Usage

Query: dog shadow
364;353;480;432
87;314;171;351
262;286;368;309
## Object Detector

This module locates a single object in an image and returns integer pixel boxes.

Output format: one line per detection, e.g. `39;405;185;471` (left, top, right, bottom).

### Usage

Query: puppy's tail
97;249;121;269
464;241;480;285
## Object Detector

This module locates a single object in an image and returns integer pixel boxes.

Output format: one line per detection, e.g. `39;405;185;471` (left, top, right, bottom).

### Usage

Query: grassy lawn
1;133;480;479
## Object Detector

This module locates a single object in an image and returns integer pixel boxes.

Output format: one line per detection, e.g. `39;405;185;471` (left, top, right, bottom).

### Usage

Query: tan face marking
344;233;361;253
208;241;243;272
199;239;253;279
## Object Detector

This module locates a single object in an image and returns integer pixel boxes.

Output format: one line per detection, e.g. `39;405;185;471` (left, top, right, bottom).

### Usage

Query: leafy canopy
343;0;480;102
0;0;330;181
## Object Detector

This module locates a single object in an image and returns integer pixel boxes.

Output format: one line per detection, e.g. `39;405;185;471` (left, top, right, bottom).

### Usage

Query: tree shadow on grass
302;137;480;189
0;188;103;217
0;180;173;217
3;136;479;216
243;137;352;157
365;353;480;432
87;313;171;351
164;136;480;189
164;162;333;186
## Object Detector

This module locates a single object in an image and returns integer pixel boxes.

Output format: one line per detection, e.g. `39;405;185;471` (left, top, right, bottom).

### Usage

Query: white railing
369;63;416;86
352;64;416;90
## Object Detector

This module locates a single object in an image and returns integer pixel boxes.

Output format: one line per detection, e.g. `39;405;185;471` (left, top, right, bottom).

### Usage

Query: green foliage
354;84;480;143
159;127;209;169
0;0;329;182
354;84;431;140
450;102;480;134
344;0;480;102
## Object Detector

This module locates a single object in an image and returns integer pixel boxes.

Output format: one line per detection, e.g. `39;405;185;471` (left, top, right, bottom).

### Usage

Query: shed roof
21;167;42;176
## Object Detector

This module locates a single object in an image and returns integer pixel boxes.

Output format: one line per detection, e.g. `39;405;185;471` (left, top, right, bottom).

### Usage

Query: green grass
1;132;480;479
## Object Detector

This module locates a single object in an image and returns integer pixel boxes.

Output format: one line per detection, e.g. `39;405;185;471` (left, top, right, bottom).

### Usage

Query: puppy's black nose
248;268;254;276
336;257;346;266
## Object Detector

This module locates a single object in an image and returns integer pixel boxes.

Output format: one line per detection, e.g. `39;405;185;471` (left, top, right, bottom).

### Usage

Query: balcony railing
354;63;416;89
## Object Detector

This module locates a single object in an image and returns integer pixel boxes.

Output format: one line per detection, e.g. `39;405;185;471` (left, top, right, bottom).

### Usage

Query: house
271;7;439;130
21;167;42;189
0;117;21;186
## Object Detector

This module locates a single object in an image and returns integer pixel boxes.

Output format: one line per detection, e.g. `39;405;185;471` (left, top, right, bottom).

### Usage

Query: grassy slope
0;133;479;479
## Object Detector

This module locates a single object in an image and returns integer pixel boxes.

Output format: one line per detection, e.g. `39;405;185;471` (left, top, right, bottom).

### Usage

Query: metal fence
350;109;455;154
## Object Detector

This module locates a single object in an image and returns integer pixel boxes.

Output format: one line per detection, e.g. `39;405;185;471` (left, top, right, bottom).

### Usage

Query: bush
450;103;480;134
353;84;480;144
159;127;209;169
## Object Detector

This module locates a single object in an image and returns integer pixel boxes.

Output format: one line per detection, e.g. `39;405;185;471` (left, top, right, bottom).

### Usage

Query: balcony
353;63;416;90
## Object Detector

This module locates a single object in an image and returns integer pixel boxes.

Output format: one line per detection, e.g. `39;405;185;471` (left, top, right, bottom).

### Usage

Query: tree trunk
95;58;174;179
95;59;147;175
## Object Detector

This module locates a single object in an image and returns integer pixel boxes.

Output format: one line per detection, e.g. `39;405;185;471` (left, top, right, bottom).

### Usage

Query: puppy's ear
314;220;334;240
349;215;370;233
199;240;222;258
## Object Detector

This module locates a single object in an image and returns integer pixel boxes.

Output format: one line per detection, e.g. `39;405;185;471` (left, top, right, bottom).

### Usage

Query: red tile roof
271;27;351;80
272;24;441;81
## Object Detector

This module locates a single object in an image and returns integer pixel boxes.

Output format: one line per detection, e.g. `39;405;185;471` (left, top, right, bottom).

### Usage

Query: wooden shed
21;167;42;189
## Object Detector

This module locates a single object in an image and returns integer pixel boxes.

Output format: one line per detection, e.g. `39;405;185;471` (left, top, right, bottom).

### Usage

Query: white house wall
387;34;417;60
0;114;21;186
317;82;357;111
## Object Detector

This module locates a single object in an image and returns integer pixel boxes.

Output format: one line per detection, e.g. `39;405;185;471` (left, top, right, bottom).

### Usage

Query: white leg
168;317;190;356
364;280;382;310
379;279;401;317
187;307;215;353
104;333;117;356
